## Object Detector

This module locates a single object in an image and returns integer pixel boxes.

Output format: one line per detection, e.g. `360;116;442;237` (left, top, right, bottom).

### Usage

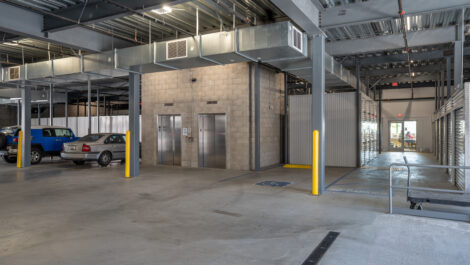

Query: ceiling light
10;97;21;101
411;72;415;77
152;5;172;14
4;41;19;46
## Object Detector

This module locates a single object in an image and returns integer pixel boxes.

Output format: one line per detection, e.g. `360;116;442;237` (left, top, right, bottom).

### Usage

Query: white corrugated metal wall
288;92;358;167
434;82;470;191
31;115;142;140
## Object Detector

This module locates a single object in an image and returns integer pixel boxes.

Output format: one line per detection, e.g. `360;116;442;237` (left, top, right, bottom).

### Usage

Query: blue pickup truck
0;126;79;164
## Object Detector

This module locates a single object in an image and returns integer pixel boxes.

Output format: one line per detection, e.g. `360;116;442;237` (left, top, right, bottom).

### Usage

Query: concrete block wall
141;62;284;170
257;65;284;168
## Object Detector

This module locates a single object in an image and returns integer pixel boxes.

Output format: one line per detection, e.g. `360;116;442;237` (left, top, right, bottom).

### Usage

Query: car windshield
0;127;19;136
78;134;104;142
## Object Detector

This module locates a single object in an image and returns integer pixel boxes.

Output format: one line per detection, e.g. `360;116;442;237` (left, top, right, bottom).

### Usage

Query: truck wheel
98;151;112;167
31;148;43;165
73;160;85;165
2;155;16;163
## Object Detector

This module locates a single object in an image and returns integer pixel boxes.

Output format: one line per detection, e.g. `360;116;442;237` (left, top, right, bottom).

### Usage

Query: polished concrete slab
0;153;469;265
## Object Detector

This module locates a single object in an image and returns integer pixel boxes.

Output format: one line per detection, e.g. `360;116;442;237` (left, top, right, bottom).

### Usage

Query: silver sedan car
61;133;126;167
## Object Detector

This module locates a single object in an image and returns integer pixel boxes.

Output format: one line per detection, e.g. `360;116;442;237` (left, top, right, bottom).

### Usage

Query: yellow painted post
16;130;23;168
125;130;131;178
312;130;319;195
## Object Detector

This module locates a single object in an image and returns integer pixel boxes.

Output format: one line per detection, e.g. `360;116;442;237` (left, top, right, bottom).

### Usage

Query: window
105;135;123;144
42;129;55;137
79;134;104;142
55;129;72;137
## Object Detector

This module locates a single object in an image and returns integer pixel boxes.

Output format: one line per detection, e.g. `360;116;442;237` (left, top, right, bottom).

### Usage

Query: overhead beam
270;0;321;34
343;47;470;67
362;62;470;77
44;0;190;32
321;0;470;28
326;27;456;56
0;2;132;52
376;73;438;85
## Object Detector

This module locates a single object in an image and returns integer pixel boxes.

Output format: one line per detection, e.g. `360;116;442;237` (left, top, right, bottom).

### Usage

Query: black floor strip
325;168;357;190
302;231;340;265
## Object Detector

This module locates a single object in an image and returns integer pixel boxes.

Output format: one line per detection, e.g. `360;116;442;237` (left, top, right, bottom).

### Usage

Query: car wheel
98;151;112;167
2;155;16;163
73;160;85;166
30;148;43;165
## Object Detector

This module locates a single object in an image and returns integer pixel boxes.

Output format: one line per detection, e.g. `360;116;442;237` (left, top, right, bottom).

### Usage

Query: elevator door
157;115;181;166
198;114;226;169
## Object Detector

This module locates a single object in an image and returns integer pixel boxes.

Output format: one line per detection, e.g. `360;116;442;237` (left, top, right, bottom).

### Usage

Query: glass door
389;122;404;151
404;121;417;152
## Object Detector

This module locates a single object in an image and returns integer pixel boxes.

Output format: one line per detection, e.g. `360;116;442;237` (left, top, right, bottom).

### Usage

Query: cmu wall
141;63;284;170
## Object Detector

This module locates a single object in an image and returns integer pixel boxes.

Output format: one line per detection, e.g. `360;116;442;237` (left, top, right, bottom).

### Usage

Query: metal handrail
389;156;470;214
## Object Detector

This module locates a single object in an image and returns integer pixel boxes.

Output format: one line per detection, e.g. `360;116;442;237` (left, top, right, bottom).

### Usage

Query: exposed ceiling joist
320;0;470;28
0;2;133;52
43;0;190;32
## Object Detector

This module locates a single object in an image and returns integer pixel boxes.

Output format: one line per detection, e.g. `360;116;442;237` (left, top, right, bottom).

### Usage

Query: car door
41;128;57;152
103;135;121;160
114;135;126;159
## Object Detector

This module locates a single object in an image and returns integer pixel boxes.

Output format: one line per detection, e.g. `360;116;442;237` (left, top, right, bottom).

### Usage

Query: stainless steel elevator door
198;114;226;169
157;115;181;166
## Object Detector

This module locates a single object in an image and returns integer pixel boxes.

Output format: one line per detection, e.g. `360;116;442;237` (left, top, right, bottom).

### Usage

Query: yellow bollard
312;130;319;195
125;130;131;178
17;130;23;168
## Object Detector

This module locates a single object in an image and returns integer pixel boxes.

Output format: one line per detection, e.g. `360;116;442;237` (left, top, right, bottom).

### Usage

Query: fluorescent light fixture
32;100;48;103
10;97;21;101
152;5;172;14
4;41;19;46
411;72;415;77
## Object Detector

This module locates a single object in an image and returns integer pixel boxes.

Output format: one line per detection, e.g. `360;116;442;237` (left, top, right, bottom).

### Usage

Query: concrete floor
1;153;470;265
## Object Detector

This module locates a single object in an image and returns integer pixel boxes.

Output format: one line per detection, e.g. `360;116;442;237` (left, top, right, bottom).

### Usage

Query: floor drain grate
256;181;290;187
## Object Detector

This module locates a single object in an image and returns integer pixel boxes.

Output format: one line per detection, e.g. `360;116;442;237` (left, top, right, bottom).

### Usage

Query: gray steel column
356;59;362;167
378;88;382;154
65;90;68;127
312;34;325;194
37;104;40;125
446;56;452;98
284;73;288;164
87;76;91;135
21;81;31;168
49;84;53;126
129;72;140;177
97;88;100;133
103;96;107;116
441;71;445;106
16;101;20;125
435;80;438;111
254;62;260;171
454;8;465;91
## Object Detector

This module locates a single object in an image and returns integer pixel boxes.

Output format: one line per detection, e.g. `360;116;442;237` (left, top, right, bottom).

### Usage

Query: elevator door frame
198;114;227;169
157;115;182;166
